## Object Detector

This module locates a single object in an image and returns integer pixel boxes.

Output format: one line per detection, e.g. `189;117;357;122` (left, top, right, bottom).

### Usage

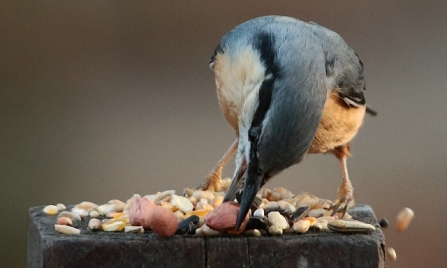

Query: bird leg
201;138;238;191
329;144;355;216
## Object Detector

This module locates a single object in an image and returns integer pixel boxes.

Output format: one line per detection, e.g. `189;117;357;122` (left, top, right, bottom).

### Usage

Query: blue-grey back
214;15;364;176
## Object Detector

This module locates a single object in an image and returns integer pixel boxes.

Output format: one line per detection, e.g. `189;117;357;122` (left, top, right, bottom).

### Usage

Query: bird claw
328;179;355;217
201;170;222;192
328;200;350;217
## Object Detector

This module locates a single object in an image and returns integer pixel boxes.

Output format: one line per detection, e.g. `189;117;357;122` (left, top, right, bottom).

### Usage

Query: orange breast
308;90;366;154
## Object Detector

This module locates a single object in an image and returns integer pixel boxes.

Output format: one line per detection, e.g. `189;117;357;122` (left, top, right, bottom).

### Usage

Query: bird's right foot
328;181;355;217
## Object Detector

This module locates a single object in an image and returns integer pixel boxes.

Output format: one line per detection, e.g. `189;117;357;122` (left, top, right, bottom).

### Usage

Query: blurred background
1;1;446;267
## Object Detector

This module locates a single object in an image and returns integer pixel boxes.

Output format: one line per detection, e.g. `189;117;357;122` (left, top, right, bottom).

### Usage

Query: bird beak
236;172;263;230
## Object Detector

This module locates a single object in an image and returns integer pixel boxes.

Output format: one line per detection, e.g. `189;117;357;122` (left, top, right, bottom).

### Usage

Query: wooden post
27;204;385;267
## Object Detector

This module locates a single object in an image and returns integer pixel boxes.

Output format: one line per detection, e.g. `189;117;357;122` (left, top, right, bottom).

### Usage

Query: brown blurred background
1;1;446;267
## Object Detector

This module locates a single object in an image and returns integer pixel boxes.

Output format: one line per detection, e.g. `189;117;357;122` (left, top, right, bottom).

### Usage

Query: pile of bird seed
42;178;413;261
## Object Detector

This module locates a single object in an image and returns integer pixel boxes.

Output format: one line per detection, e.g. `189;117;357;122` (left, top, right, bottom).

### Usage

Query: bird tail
365;104;378;116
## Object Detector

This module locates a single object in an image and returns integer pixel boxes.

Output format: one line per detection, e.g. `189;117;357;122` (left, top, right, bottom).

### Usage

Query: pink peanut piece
205;201;249;232
147;206;178;238
128;196;156;228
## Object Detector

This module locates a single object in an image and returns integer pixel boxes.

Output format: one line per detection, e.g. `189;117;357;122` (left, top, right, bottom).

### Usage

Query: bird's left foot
328;181;354;216
201;168;222;192
201;139;238;191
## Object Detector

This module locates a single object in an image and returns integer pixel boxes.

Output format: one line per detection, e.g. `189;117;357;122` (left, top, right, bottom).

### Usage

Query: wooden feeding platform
27;204;385;267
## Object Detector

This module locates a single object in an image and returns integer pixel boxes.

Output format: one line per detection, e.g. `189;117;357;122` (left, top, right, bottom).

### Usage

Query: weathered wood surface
27;204;385;268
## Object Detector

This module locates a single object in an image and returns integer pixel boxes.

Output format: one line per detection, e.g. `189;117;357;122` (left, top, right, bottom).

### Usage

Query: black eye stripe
249;32;277;139
209;44;224;66
254;32;279;78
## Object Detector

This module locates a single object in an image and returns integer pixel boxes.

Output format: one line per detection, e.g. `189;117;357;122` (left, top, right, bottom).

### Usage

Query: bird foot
201;169;222;192
328;182;354;217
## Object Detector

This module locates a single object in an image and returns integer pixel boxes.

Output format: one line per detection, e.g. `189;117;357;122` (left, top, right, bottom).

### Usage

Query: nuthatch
203;16;376;230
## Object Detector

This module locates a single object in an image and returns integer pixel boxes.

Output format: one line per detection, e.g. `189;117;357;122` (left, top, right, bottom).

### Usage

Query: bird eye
248;127;259;143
